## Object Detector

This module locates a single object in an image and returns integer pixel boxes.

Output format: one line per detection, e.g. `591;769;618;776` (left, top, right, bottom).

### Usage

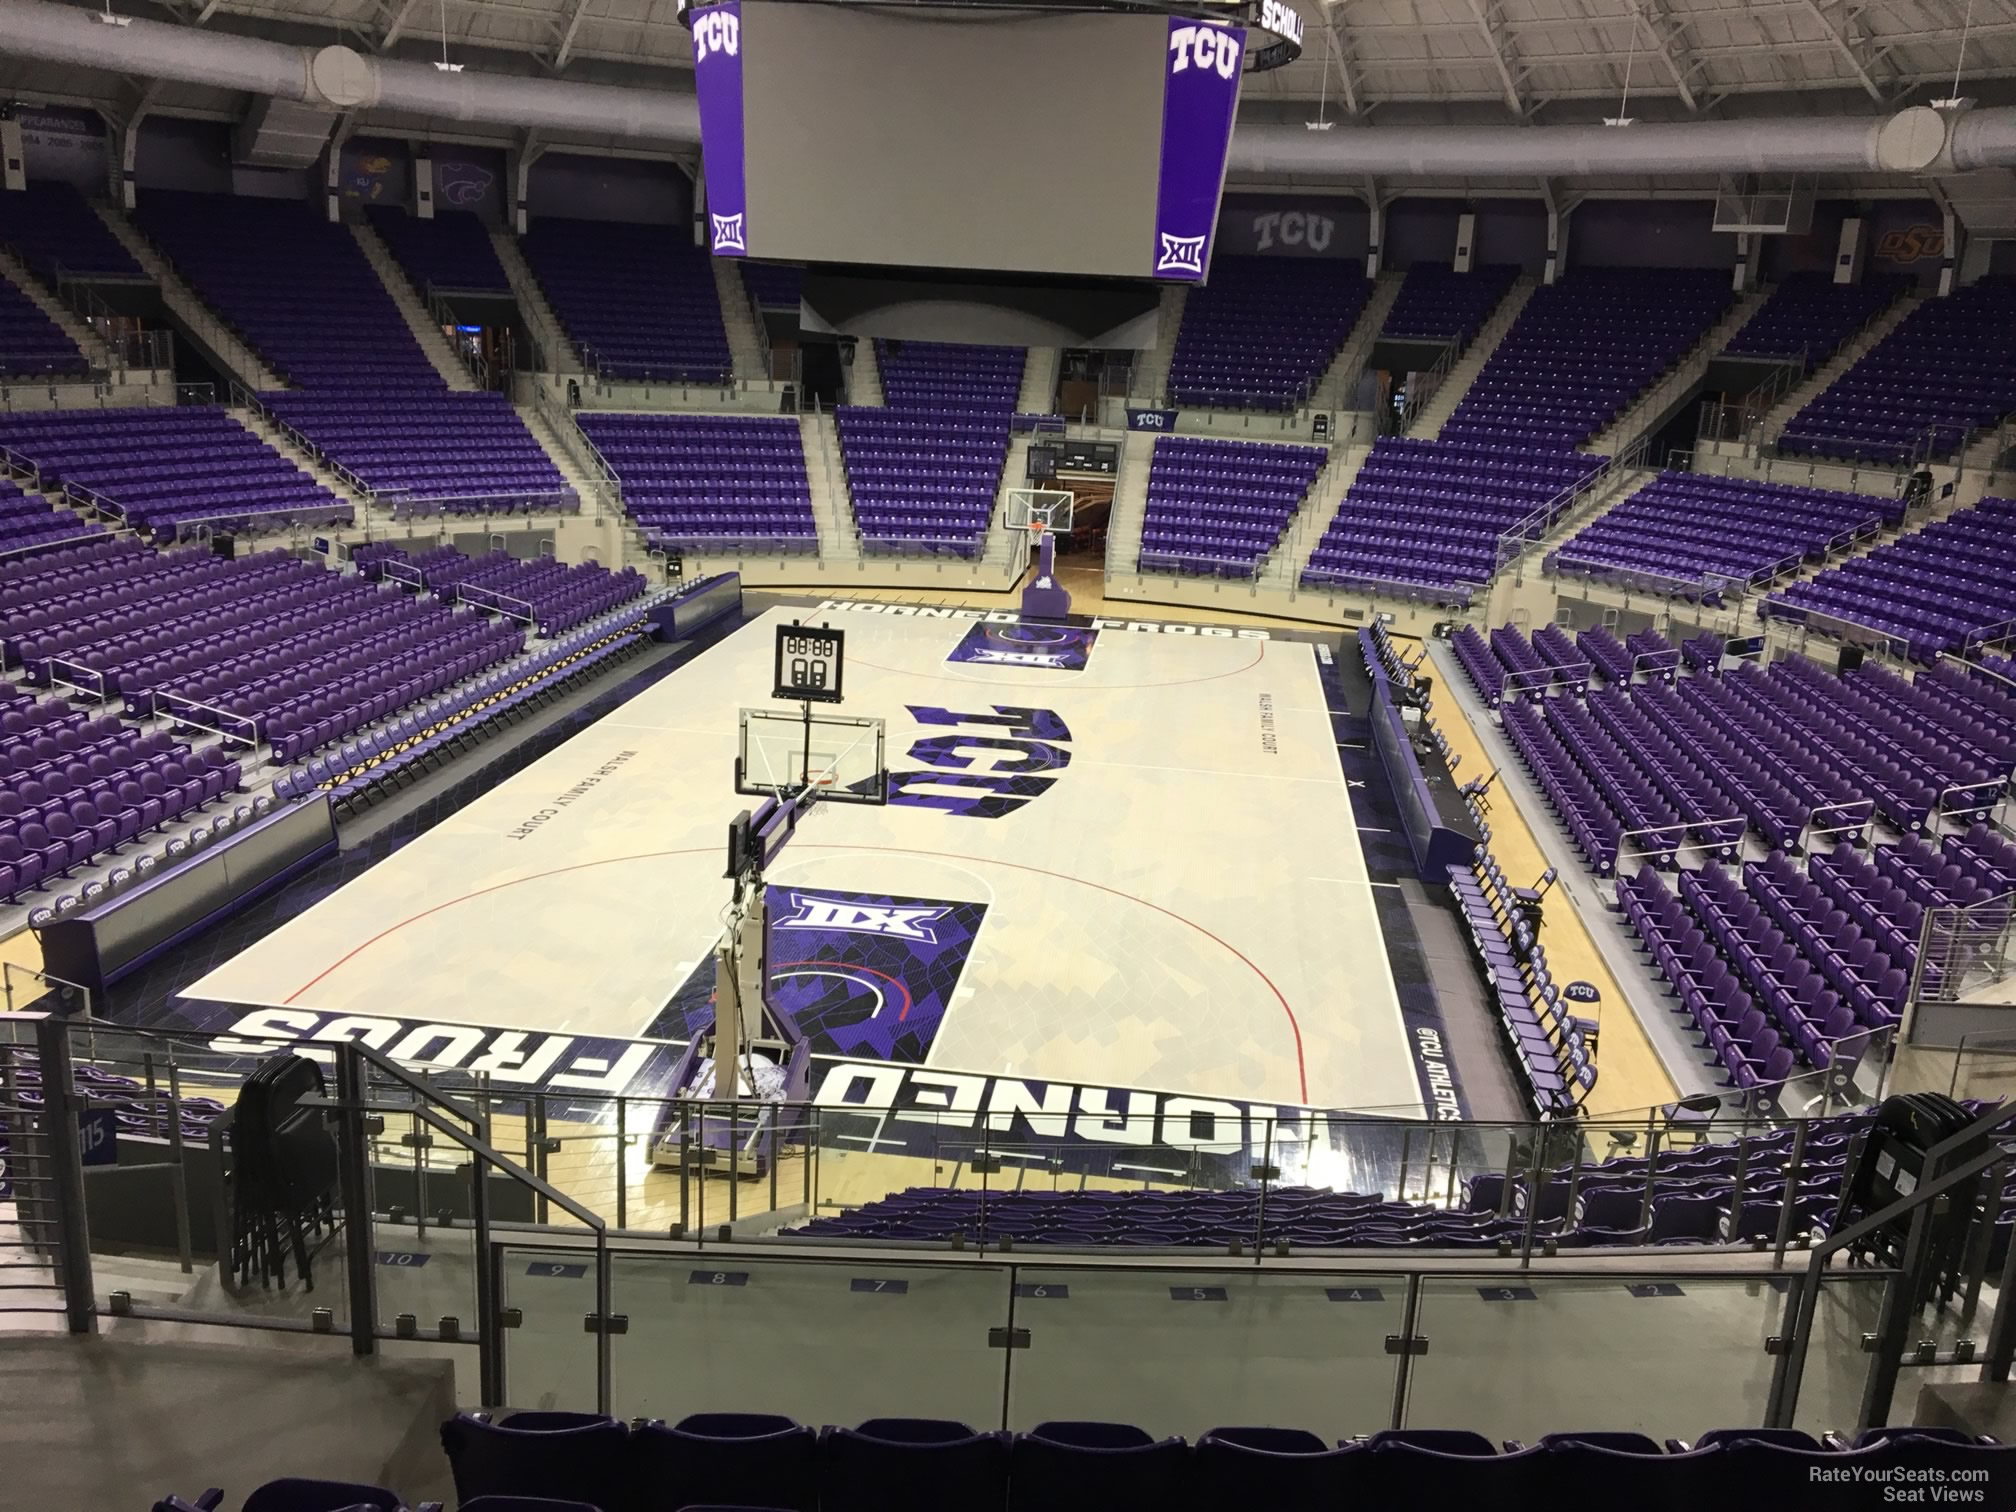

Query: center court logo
776;895;953;943
710;212;746;254
1156;233;1207;276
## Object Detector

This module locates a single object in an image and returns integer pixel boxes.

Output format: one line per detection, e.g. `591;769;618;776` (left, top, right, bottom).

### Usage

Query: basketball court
179;604;1422;1117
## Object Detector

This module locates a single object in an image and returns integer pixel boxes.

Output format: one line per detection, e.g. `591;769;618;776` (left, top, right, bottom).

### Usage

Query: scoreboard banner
692;0;750;257
1153;19;1246;281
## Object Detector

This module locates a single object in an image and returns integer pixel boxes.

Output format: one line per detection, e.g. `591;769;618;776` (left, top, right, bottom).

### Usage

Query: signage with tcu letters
1153;19;1245;281
691;1;749;257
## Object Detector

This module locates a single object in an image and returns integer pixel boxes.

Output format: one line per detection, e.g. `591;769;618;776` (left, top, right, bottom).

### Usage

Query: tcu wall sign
1253;210;1335;254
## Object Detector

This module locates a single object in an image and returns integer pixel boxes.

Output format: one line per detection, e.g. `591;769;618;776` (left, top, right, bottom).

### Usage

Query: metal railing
1497;432;1652;574
46;1015;2016;1436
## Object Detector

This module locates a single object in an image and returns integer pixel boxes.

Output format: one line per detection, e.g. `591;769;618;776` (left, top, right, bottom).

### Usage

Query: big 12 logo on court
887;705;1071;819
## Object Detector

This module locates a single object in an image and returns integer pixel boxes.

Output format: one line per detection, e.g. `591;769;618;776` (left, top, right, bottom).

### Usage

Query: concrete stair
349;222;479;391
800;413;853;558
517;401;605;513
490;228;578;375
711;259;767;383
0;251;113;370
1584;287;1771;458
1018;347;1059;413
1105;431;1156;573
1309;271;1405;412
1762;290;1927;445
1528;462;1658;564
1415;279;1537;439
849;339;883;405
231;405;371;510
91;199;283;392
1269;442;1371;586
1130;286;1189;405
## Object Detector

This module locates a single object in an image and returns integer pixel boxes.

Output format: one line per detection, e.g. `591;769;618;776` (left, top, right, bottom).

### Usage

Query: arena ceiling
30;0;2016;115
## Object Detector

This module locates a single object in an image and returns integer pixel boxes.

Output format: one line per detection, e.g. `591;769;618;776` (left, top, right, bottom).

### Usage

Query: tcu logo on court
888;705;1071;819
1252;210;1334;254
693;7;740;63
1156;233;1208;276
1168;23;1240;80
777;895;952;943
711;212;747;254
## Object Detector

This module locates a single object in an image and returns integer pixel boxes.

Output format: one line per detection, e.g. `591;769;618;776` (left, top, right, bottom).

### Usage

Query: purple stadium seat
815;1418;1009;1512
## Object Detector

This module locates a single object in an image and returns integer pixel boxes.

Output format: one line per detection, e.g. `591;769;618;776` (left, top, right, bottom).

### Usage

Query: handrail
1769;1097;2016;1428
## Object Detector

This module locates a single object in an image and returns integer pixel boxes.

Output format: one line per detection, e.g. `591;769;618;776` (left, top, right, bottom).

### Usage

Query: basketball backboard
736;707;887;804
1006;488;1075;535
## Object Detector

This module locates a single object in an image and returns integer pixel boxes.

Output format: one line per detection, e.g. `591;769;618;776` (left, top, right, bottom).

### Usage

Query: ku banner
1153;19;1245;281
692;0;749;257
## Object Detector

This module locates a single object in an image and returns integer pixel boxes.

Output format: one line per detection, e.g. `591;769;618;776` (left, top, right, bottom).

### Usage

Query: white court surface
185;609;1420;1114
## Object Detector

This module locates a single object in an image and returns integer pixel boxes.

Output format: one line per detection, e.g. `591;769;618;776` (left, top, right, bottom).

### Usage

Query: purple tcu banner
947;623;1100;672
691;0;748;257
1153;19;1246;281
656;886;989;1063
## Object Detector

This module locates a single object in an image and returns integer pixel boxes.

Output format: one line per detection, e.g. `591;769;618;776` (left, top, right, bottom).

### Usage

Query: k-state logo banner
692;0;749;257
1154;19;1245;282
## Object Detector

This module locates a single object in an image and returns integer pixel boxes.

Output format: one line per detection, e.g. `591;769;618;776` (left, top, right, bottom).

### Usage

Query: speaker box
1838;645;1866;675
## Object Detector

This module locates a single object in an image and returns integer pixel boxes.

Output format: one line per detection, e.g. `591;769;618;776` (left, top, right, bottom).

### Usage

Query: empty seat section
1763;496;2016;659
1301;436;1601;604
1167;256;1370;411
521;216;731;382
577;411;816;551
1443;267;1732;448
1549;472;1901;598
0;180;147;286
1779;276;2016;463
365;205;511;295
1724;269;1910;365
0;407;351;539
1382;264;1518;344
1136;435;1324;578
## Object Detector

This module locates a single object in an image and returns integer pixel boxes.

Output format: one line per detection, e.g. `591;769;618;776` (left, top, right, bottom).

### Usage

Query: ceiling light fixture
1604;11;1638;126
1934;0;1974;108
434;0;463;72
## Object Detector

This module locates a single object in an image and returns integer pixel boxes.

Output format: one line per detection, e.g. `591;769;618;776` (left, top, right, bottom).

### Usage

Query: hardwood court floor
182;605;1423;1117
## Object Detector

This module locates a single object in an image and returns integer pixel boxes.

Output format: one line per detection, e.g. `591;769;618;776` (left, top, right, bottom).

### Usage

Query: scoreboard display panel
774;622;846;703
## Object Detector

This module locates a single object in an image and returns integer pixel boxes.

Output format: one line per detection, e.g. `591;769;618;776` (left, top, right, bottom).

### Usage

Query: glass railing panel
367;1128;489;1351
1002;1265;1407;1438
497;1241;607;1412
1401;1270;1893;1442
611;1252;1012;1425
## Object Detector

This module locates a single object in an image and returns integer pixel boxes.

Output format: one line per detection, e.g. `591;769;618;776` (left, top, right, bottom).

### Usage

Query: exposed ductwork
0;0;700;143
1226;106;1958;180
2;0;2016;183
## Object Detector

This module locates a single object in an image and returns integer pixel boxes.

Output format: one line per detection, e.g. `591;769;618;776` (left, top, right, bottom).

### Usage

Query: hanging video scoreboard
774;621;846;704
682;0;1295;282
